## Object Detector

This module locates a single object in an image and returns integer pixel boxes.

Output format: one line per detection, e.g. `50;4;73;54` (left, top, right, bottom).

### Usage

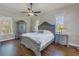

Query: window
0;17;13;35
55;15;64;33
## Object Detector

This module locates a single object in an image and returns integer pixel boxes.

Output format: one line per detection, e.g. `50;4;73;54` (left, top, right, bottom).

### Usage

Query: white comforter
22;32;54;48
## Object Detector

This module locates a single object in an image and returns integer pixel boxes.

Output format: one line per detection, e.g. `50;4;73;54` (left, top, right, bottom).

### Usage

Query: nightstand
55;33;69;47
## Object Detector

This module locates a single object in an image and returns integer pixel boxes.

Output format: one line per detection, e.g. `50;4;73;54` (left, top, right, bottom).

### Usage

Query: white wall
0;9;31;42
0;3;79;48
53;4;79;47
32;4;79;47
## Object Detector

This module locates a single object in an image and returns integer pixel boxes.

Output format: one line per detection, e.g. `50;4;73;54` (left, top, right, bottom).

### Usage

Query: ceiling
0;3;76;17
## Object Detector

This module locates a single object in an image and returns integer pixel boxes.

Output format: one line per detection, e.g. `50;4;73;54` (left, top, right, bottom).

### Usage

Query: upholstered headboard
38;22;55;34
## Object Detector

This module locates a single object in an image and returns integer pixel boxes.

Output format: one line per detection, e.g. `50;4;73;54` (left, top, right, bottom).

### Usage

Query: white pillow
38;30;44;33
43;30;52;34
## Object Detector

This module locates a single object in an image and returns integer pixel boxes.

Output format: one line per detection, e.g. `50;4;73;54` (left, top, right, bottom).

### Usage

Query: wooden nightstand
55;33;69;47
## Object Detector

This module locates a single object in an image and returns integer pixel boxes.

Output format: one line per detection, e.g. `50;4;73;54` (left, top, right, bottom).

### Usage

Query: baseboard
69;43;79;49
55;42;79;49
0;37;15;42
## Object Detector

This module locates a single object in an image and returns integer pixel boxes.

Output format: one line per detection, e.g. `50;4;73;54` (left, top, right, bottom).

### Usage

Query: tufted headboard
38;22;55;35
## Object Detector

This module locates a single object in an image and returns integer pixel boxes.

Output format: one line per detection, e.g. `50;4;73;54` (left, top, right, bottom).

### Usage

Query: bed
21;22;55;56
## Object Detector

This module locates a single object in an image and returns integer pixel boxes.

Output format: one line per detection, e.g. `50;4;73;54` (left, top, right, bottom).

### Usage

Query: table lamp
60;25;64;34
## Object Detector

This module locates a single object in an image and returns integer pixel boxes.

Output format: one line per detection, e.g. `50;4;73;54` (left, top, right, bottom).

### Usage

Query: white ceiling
0;3;76;17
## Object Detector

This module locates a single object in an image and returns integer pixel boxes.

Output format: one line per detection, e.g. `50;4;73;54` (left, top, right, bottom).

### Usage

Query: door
16;21;27;36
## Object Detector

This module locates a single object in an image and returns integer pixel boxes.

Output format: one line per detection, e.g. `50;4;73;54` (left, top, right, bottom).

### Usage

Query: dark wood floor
0;39;79;56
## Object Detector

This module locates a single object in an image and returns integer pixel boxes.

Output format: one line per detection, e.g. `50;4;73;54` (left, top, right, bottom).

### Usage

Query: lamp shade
60;25;64;30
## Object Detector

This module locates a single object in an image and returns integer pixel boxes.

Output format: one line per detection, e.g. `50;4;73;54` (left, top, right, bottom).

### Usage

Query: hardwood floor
0;39;79;56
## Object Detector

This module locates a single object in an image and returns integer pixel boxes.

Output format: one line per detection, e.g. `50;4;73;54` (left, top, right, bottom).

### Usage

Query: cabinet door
59;35;67;45
55;34;60;43
55;34;68;45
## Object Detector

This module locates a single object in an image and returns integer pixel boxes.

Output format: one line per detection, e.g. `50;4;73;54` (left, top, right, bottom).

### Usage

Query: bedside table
55;33;69;47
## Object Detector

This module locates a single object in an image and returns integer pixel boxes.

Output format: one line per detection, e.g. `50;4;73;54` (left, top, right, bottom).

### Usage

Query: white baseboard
58;42;79;49
69;43;79;49
0;37;15;42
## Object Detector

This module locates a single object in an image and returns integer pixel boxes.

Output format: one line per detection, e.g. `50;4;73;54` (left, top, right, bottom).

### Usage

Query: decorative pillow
38;30;44;33
43;30;52;34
